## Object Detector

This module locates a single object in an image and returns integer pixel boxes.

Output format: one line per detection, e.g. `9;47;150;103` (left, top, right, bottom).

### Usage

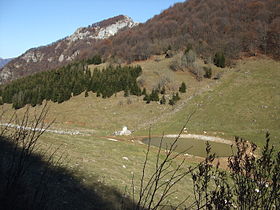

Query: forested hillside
86;0;279;63
1;0;279;84
0;62;142;109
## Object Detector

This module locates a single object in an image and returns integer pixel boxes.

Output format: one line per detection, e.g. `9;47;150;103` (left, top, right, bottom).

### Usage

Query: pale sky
0;0;184;58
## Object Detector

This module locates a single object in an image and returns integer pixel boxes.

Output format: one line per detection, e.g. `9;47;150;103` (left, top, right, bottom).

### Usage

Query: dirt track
164;134;234;145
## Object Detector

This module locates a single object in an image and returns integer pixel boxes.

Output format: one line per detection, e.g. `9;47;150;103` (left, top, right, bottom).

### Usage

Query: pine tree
143;94;150;102
213;52;225;68
73;81;83;96
0;61;143;108
142;87;147;95
179;82;186;93
150;89;159;101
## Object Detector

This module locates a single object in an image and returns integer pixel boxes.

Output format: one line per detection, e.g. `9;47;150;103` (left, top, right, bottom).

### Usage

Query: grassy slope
1;56;279;207
1;56;279;146
0;55;216;136
147;58;280;148
38;133;196;206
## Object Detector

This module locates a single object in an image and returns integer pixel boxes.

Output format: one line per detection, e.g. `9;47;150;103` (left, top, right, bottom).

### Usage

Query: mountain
0;58;13;68
1;0;279;84
89;0;279;63
0;15;137;84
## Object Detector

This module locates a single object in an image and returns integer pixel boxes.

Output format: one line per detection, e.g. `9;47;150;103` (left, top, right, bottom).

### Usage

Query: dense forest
0;62;142;109
83;0;279;63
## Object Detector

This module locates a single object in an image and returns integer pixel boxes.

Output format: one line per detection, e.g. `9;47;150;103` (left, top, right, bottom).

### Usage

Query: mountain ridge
0;58;13;68
0;15;137;84
1;0;279;84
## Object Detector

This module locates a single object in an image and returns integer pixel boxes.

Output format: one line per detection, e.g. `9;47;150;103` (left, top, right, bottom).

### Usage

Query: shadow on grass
0;136;136;210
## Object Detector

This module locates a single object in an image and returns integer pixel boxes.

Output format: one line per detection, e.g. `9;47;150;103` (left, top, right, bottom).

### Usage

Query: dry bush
169;59;181;71
137;77;146;87
132;114;197;209
189;65;205;81
0;104;58;209
127;98;132;105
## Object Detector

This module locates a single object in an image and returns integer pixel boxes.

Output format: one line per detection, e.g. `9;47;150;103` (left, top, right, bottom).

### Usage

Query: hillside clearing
147;57;280;148
1;57;279;148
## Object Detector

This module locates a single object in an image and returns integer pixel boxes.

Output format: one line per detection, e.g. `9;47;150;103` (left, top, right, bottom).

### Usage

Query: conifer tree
179;82;186;93
150;89;159;101
213;52;225;68
143;94;150;102
142;88;147;95
0;61;143;108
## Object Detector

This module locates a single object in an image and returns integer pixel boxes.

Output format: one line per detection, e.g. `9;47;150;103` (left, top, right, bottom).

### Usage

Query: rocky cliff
0;15;137;84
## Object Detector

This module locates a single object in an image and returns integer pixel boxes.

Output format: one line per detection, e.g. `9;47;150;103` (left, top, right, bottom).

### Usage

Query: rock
114;126;132;136
59;54;64;62
122;157;129;161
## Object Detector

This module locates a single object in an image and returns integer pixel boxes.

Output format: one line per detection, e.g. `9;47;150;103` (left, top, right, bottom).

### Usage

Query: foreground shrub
134;125;280;209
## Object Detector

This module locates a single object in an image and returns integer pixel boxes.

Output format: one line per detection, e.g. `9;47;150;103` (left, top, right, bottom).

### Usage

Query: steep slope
148;58;280;148
89;0;279;62
1;55;279;148
1;0;279;84
0;15;137;84
0;58;13;68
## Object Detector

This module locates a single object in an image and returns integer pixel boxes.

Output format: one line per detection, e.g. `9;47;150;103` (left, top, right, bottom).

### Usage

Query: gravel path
0;123;233;145
164;134;234;145
0;123;82;135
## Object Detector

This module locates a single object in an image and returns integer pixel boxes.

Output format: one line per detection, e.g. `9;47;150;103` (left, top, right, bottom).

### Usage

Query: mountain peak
67;15;137;42
0;15;137;83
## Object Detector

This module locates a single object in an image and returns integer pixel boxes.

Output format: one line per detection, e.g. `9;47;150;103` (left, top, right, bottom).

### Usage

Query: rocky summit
0;15;137;84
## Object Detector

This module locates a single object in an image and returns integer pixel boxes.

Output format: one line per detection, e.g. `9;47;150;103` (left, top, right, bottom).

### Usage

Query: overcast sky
0;0;184;58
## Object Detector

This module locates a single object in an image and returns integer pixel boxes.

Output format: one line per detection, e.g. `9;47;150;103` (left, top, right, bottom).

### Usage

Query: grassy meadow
38;132;197;207
146;57;280;148
0;55;279;207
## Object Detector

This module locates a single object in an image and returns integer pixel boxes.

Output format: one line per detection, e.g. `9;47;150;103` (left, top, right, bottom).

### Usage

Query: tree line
143;82;186;105
0;62;142;109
